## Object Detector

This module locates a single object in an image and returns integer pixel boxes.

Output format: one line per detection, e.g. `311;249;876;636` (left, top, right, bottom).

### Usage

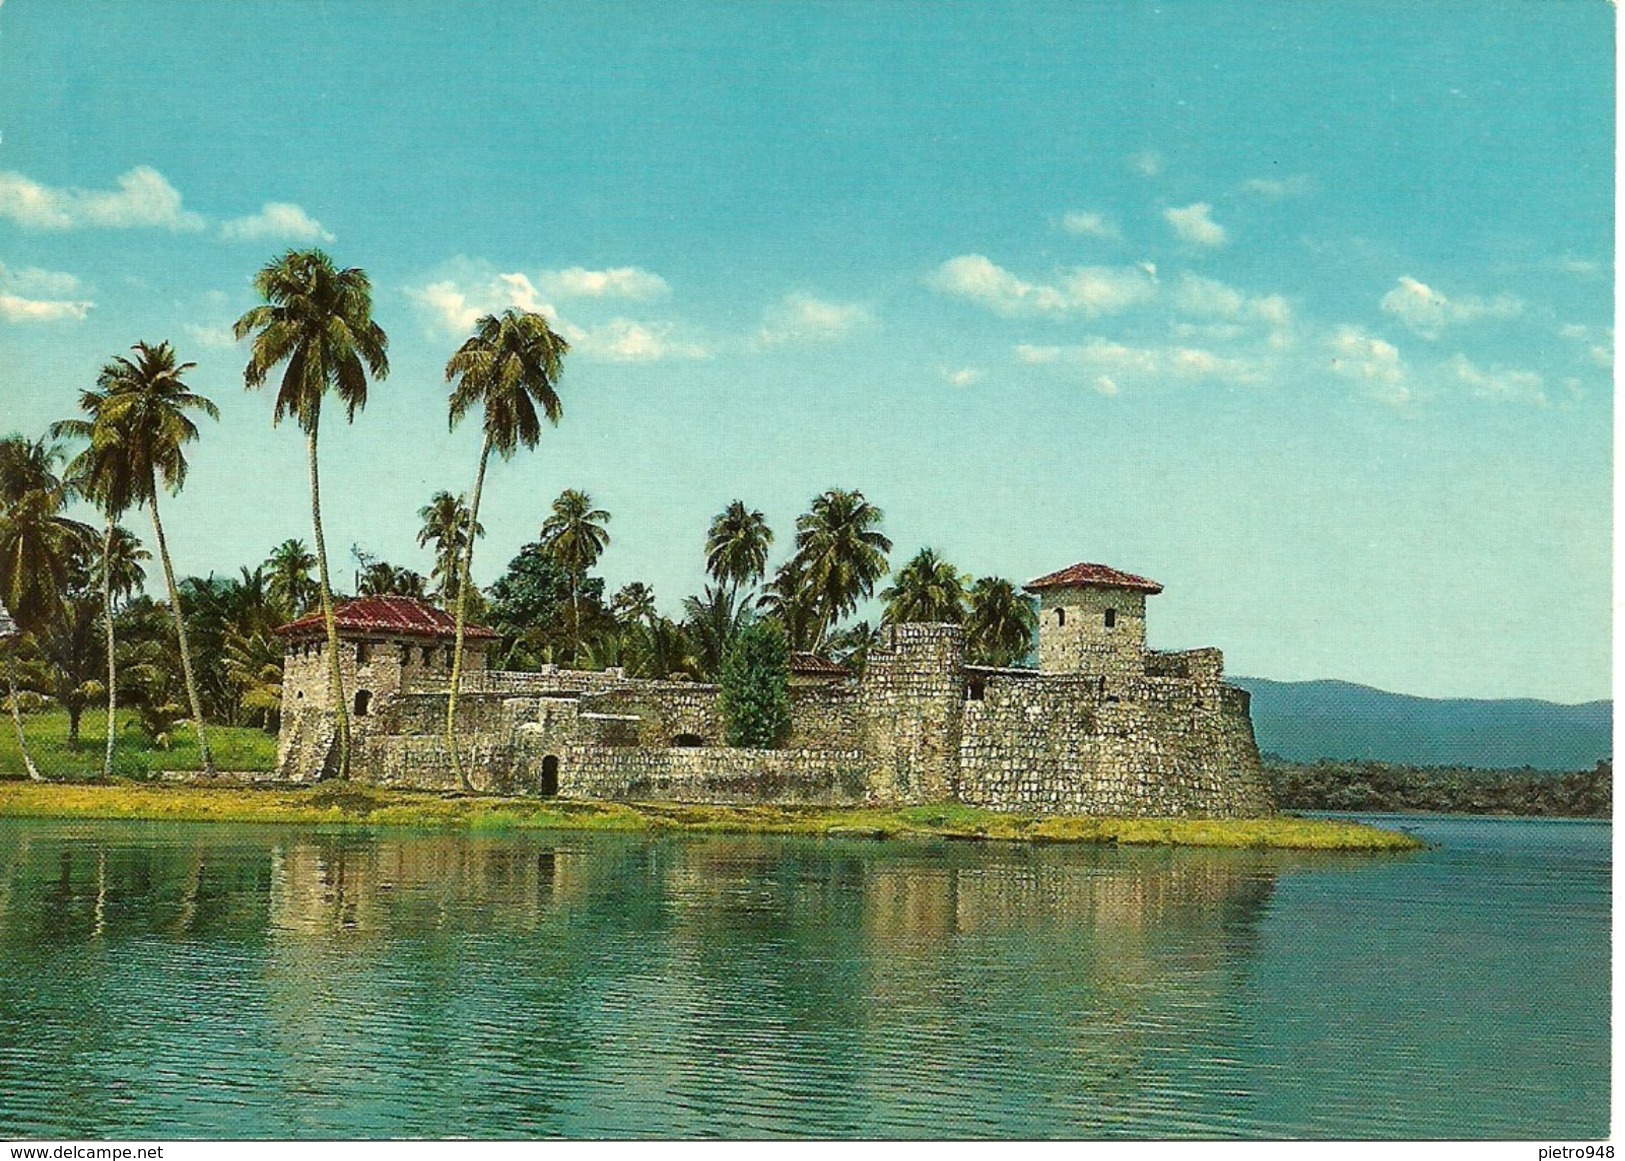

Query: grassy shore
0;781;1423;850
0;709;277;779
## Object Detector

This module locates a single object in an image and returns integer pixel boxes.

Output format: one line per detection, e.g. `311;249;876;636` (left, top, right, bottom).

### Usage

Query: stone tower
1023;562;1163;678
860;622;967;803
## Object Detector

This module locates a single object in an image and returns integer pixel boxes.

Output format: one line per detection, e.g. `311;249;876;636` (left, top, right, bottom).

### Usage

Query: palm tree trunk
445;436;491;792
7;649;43;782
101;516;117;780
149;495;214;776
306;420;350;780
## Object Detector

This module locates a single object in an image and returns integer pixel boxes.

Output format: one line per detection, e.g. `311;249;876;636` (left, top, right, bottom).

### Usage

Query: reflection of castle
275;562;1270;817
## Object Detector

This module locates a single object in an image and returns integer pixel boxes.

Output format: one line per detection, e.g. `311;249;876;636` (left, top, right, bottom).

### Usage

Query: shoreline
0;781;1423;851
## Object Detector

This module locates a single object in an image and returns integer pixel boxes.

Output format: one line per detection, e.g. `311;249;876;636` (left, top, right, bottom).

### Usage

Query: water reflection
0;819;1603;1139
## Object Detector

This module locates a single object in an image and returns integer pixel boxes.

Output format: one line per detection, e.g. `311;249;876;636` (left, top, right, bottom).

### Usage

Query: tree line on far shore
1;248;1039;785
1263;756;1612;818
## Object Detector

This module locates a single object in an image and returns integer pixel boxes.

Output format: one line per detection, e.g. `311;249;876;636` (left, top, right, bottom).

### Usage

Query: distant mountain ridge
1230;677;1612;771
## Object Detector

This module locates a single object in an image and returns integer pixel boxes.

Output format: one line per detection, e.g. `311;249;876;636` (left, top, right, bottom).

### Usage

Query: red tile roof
790;651;851;678
1023;562;1164;594
273;595;500;641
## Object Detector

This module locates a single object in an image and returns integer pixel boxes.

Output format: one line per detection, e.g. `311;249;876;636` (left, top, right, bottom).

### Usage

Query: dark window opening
672;733;706;748
443;646;455;667
1105;694;1120;704
1104;608;1117;628
353;689;372;717
296;690;304;700
1195;698;1205;710
1056;608;1066;627
540;755;560;797
356;642;371;664
966;680;985;701
421;646;435;666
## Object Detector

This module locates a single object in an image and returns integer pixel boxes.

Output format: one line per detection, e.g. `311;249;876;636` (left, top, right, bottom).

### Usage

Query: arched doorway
540;755;560;798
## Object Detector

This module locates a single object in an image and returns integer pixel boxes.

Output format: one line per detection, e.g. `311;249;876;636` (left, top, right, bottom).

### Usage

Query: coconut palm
610;582;657;628
443;308;569;785
53;386;150;777
681;584;753;680
705;501;773;600
89;342;221;774
264;538;318;617
0;435;93;779
789;489;892;645
417;491;484;606
967;576;1038;668
756;558;821;653
539;489;610;666
236;249;389;780
881;548;967;626
826;619;882;677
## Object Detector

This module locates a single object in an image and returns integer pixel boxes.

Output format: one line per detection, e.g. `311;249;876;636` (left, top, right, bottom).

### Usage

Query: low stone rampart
559;745;872;806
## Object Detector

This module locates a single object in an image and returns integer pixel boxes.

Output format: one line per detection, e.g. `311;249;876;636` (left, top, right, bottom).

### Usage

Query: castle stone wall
558;744;872;806
1035;587;1148;678
860;623;966;803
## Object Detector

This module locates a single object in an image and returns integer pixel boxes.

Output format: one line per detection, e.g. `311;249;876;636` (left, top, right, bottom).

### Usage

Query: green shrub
718;620;790;749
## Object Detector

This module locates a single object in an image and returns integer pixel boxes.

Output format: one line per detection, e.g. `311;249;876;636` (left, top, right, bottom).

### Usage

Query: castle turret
1023;562;1162;678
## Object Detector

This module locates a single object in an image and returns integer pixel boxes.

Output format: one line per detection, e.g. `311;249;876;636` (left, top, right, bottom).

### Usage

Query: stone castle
274;562;1271;816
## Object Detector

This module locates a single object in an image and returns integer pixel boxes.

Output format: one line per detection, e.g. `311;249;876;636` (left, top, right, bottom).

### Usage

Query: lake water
0;814;1608;1140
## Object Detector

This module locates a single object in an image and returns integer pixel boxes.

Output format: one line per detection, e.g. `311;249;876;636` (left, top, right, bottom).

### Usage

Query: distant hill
1230;677;1612;771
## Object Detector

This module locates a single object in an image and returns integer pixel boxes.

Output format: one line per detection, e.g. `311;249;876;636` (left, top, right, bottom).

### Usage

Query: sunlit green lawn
0;709;277;780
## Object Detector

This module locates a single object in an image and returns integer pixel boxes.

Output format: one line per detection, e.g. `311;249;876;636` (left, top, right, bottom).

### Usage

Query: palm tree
0;435;93;779
610;582;657;628
967;576;1037;668
826;619;882;676
539;489;610;666
264;538;318;617
236;249;389;780
705;501;773;600
54;386;150;777
756;558;821;652
90;342;221;774
443;308;569;785
789;489;892;645
881;548;968;626
417;491;484;606
681;584;753;680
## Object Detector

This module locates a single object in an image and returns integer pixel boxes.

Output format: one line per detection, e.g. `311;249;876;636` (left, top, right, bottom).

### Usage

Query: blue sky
0;1;1612;701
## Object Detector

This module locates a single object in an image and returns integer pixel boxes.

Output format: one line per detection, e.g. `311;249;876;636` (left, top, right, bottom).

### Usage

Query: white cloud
1447;353;1546;406
577;318;707;363
1558;323;1590;340
184;323;240;349
1589;345;1611;368
0;293;91;323
536;266;669;300
1013;336;1258;388
1241;174;1314;200
941;366;983;388
1328;325;1410;404
1061;210;1120;240
0;166;203;231
1130;151;1163;178
928;255;1155;318
220;202;334;243
1378;275;1522;339
757;293;873;346
0;262;92;323
1164;203;1227;246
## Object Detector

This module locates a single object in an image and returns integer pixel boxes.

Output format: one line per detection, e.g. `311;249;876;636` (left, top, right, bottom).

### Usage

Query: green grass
0;780;1425;850
0;708;278;780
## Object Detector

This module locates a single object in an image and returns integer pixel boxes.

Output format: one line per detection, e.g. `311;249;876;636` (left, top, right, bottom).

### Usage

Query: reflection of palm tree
264;539;318;617
881;548;967;625
91;342;221;775
52;399;147;778
444;309;568;785
705;501;773;601
790;489;892;646
416;491;483;606
236;249;389;780
539;489;610;666
967;577;1037;668
0;436;94;779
